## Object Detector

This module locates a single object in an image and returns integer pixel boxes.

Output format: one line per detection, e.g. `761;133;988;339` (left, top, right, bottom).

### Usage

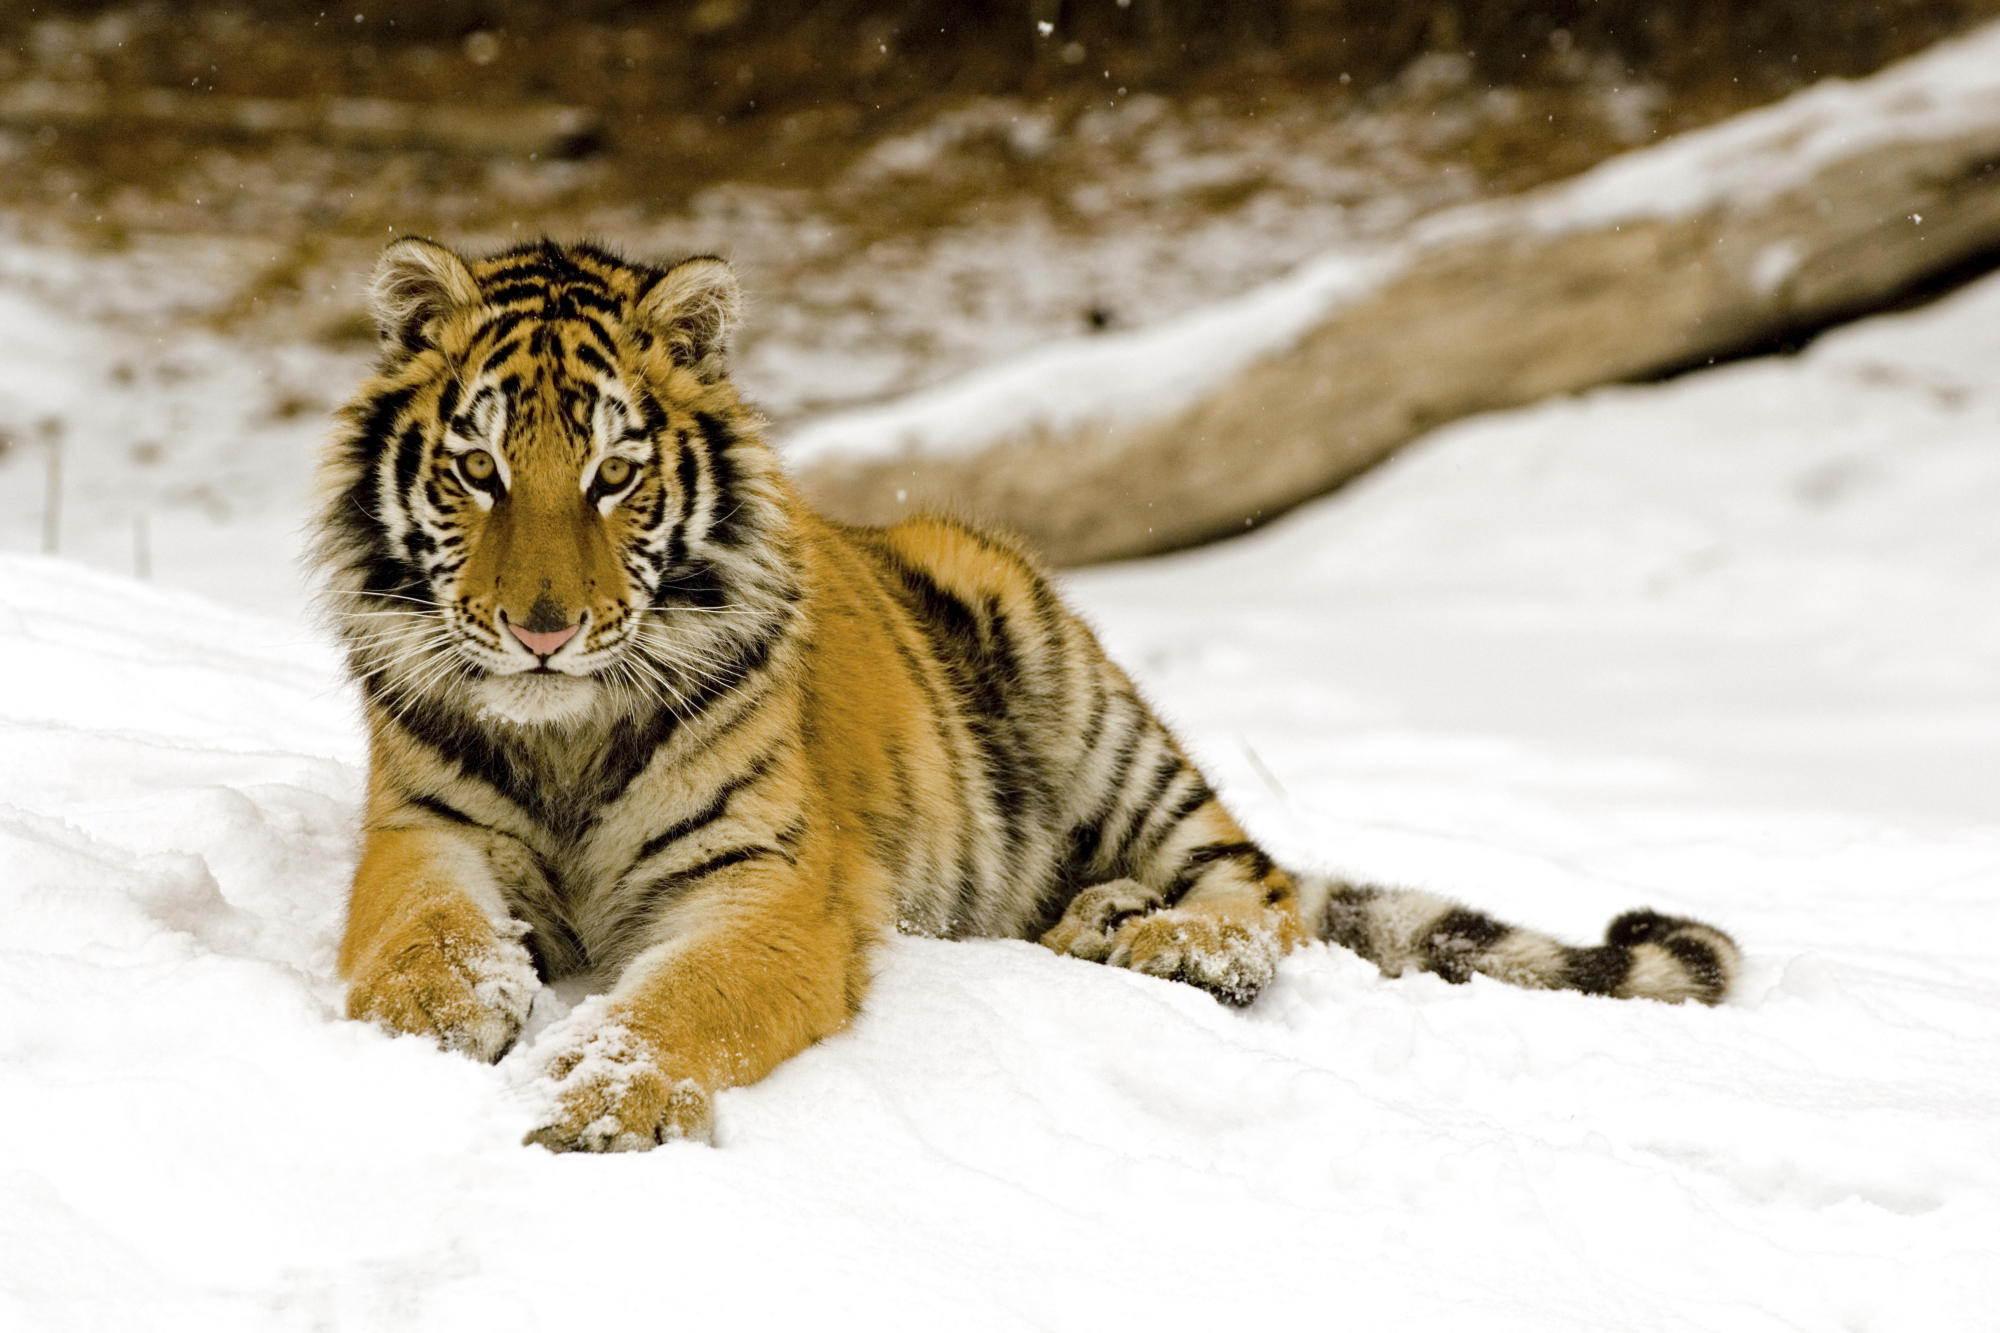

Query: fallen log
787;25;2000;565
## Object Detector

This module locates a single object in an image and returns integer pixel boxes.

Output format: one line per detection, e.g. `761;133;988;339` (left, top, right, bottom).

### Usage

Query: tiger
316;237;1739;1153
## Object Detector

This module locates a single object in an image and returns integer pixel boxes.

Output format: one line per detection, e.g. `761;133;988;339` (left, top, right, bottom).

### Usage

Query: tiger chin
315;236;1740;1152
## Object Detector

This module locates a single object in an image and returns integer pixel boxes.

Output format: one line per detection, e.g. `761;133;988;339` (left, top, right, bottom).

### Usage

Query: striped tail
1299;876;1738;1005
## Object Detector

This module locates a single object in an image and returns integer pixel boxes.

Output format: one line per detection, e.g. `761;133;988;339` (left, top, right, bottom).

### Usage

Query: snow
0;243;359;611
4;235;2000;1327
785;21;2000;470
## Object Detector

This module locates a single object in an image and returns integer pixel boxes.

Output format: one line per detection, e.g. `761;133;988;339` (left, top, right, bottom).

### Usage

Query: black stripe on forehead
559;380;600;428
474;338;525;381
468;309;530;354
467;342;617;441
484;281;556;309
480;273;619;320
572;316;622;362
474;240;651;310
561;286;623;319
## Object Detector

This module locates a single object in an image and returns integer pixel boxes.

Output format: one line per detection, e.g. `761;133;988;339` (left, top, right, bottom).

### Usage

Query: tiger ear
635;256;741;379
370;236;480;351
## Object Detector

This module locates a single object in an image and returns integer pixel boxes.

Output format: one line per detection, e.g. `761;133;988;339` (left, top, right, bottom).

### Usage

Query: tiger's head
316;238;797;728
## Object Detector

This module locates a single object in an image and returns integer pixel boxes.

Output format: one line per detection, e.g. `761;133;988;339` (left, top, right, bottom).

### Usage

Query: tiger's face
320;238;792;728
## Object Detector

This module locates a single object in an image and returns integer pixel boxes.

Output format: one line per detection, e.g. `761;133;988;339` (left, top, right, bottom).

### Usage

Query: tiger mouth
459;628;631;681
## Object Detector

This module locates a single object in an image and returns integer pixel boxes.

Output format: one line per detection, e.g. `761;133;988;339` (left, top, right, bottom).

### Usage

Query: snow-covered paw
522;1009;712;1153
1040;878;1164;962
1108;908;1281;1007
347;918;538;1063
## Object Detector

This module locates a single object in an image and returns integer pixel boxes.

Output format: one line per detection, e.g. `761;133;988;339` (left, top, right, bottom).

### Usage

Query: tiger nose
508;621;578;657
503;594;580;657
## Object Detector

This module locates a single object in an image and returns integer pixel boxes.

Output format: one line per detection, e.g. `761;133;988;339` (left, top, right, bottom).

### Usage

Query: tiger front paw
346;918;538;1063
522;1008;713;1153
1108;907;1284;1007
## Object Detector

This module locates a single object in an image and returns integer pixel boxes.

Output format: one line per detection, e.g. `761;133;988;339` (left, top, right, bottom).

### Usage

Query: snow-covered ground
4;236;1998;1327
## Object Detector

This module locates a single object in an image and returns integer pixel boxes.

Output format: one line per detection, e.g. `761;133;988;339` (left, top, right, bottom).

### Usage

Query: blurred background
4;1;2000;598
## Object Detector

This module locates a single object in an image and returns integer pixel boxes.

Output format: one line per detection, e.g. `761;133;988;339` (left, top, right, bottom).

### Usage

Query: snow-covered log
787;25;2000;564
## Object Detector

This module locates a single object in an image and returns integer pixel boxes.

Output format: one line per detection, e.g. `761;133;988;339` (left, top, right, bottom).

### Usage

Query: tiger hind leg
1041;751;1306;1005
1041;873;1306;1008
1038;879;1162;964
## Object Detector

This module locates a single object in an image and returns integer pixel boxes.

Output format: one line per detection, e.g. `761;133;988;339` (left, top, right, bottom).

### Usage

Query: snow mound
6;275;2000;1328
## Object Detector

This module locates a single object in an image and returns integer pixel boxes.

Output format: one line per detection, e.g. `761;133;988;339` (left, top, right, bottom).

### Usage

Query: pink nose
508;622;579;657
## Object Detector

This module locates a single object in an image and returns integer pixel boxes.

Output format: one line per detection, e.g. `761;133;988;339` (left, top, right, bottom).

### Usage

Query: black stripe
369;680;564;834
567;315;622;364
470;309;529;352
1061;711;1144;883
353;549;424;601
629;752;779;870
332;387;415;549
1076;679;1111;755
968;597;1039;894
652;561;729;610
1163;840;1274;906
347;385;414;465
479;260;556;285
1607;909;1675;946
403;792;588;977
409;792;477;826
981;596;1023;715
691;411;744;548
1422;909;1510;984
563;287;622;319
1026;576;1068;681
616;843;788;938
392;424;426;515
1110;754;1185;869
334;390;426;602
886;568;1044;929
636;391;670;436
851;545;993;933
1130;779;1214;866
1663;935;1727;998
640;475;669;540
891;561;982;664
484;281;551;308
665;434;701;572
475;338;523;379
598;618;786;808
880;565;1040;879
1432;908;1508;949
1564;945;1632;996
434;377;462;427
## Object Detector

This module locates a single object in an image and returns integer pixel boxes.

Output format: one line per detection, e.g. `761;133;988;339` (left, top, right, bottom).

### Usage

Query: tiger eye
598;457;634;489
460;449;497;483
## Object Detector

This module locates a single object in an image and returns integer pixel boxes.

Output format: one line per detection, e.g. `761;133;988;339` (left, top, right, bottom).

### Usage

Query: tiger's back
320;236;1737;1152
